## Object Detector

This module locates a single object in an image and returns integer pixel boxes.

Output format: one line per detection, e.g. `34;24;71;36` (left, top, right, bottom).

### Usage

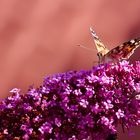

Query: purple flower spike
0;60;140;140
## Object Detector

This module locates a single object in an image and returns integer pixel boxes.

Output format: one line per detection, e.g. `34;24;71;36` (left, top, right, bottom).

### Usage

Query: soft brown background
0;1;140;139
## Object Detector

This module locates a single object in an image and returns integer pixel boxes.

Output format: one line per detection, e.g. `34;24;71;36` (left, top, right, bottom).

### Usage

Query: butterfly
90;27;140;64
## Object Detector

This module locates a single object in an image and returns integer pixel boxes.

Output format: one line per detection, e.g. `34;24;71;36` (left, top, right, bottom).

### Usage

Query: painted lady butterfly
90;27;140;64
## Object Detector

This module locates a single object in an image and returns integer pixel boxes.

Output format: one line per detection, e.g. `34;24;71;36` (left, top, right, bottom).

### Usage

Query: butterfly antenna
76;44;94;51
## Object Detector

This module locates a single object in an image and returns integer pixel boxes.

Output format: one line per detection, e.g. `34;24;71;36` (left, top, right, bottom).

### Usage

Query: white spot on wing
130;40;135;43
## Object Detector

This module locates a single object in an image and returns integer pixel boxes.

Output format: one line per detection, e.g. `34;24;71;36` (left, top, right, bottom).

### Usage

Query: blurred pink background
0;1;140;139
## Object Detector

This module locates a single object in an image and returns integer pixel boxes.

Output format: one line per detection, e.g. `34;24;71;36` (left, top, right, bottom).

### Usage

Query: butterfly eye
97;52;103;58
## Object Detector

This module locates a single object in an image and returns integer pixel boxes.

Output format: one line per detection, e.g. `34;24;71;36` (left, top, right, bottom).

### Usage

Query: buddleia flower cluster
0;60;140;140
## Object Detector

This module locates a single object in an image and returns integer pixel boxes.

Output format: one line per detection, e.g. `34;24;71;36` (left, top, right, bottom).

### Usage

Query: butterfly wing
90;27;109;56
103;38;140;63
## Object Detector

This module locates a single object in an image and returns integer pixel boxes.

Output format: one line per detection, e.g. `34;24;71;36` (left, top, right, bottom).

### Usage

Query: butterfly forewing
103;38;140;63
90;27;109;56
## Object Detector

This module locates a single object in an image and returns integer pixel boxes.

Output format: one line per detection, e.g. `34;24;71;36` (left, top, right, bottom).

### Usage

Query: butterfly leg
97;52;103;64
